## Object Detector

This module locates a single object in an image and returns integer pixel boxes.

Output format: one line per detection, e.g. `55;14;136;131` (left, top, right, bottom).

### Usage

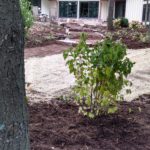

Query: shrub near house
20;0;34;32
64;34;134;118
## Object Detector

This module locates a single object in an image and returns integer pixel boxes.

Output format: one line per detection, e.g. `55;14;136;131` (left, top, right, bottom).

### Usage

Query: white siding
41;0;50;17
101;1;108;21
125;0;143;22
49;1;57;18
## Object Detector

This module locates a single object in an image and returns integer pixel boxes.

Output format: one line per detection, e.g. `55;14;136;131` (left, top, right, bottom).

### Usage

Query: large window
142;4;150;21
80;1;99;18
115;1;126;18
59;1;77;18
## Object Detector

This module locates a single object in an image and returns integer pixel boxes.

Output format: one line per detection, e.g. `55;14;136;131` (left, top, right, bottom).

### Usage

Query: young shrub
120;18;129;28
113;18;121;28
140;32;150;43
129;21;143;30
20;0;34;33
64;34;134;118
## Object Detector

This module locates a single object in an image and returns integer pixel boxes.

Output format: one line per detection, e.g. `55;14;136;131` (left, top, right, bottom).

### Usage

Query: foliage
64;34;134;118
140;31;150;43
113;18;121;28
120;18;129;28
113;18;129;28
129;21;143;30
20;0;34;32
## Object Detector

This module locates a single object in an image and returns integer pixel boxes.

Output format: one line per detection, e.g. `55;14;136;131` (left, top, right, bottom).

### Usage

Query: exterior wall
101;0;108;21
41;0;145;22
32;6;39;16
100;0;144;23
49;1;57;18
41;0;50;17
125;0;143;22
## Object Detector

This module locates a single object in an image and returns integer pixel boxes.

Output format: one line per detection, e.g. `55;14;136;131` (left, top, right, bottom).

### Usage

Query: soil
25;42;70;59
29;94;150;150
26;22;150;50
122;38;150;49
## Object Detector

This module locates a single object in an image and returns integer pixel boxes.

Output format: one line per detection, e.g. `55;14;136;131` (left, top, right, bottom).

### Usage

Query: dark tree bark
107;0;115;30
0;0;30;149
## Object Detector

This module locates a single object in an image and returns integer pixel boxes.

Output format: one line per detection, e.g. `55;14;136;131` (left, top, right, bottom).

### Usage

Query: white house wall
41;0;50;17
125;0;143;22
41;0;145;22
49;1;57;18
101;0;108;21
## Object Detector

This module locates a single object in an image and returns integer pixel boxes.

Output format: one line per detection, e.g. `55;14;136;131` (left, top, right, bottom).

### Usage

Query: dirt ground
29;93;150;150
25;46;150;101
26;22;150;150
26;22;150;50
25;42;70;59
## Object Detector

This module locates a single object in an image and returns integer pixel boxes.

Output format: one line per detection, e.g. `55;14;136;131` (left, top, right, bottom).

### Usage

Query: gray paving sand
25;48;150;101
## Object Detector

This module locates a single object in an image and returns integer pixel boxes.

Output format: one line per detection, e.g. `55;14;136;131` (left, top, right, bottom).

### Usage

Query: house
32;0;150;23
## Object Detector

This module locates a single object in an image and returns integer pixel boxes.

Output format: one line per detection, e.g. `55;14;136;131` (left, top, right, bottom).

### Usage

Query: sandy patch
25;48;150;101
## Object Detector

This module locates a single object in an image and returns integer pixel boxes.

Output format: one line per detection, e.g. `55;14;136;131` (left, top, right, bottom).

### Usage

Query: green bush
113;18;129;28
120;18;129;28
64;34;134;118
20;0;34;32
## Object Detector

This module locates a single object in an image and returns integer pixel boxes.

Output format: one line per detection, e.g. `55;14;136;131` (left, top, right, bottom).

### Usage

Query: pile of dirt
24;42;70;59
26;22;150;49
111;28;150;49
26;22;66;48
29;94;150;150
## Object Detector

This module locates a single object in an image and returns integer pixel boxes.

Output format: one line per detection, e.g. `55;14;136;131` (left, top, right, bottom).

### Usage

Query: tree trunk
0;0;30;150
107;0;115;30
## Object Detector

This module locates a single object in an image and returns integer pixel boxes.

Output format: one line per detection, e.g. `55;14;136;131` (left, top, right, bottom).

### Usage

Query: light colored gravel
25;54;75;100
25;48;150;101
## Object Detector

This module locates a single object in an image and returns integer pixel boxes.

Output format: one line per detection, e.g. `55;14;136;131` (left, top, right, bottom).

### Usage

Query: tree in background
107;0;115;30
20;0;34;32
0;0;30;149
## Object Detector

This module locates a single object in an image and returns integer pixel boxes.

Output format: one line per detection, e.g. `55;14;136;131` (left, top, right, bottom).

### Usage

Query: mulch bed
29;94;150;150
25;41;70;59
26;22;150;50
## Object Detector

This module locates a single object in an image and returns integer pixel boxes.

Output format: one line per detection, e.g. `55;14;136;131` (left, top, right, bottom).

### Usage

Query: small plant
120;18;129;28
113;18;129;28
64;33;134;118
20;0;34;33
140;32;150;43
129;21;143;30
113;19;121;28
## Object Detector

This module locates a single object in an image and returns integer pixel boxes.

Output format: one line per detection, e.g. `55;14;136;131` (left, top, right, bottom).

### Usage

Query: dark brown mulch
122;38;150;49
29;94;150;150
112;28;150;49
26;22;150;50
25;42;70;59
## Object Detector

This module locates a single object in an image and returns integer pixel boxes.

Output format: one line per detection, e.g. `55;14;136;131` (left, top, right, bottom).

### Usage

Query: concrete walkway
25;48;150;101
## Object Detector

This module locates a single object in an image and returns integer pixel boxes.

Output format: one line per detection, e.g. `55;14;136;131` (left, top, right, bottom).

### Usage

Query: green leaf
105;67;112;77
88;112;95;118
108;106;118;114
63;50;69;59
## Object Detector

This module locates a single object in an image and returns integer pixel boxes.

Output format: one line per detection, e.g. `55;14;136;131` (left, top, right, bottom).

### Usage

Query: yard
25;22;150;150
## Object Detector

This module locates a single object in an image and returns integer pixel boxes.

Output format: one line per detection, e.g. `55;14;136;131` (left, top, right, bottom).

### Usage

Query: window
142;4;150;21
31;0;41;7
115;1;126;18
80;1;99;18
59;1;77;18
